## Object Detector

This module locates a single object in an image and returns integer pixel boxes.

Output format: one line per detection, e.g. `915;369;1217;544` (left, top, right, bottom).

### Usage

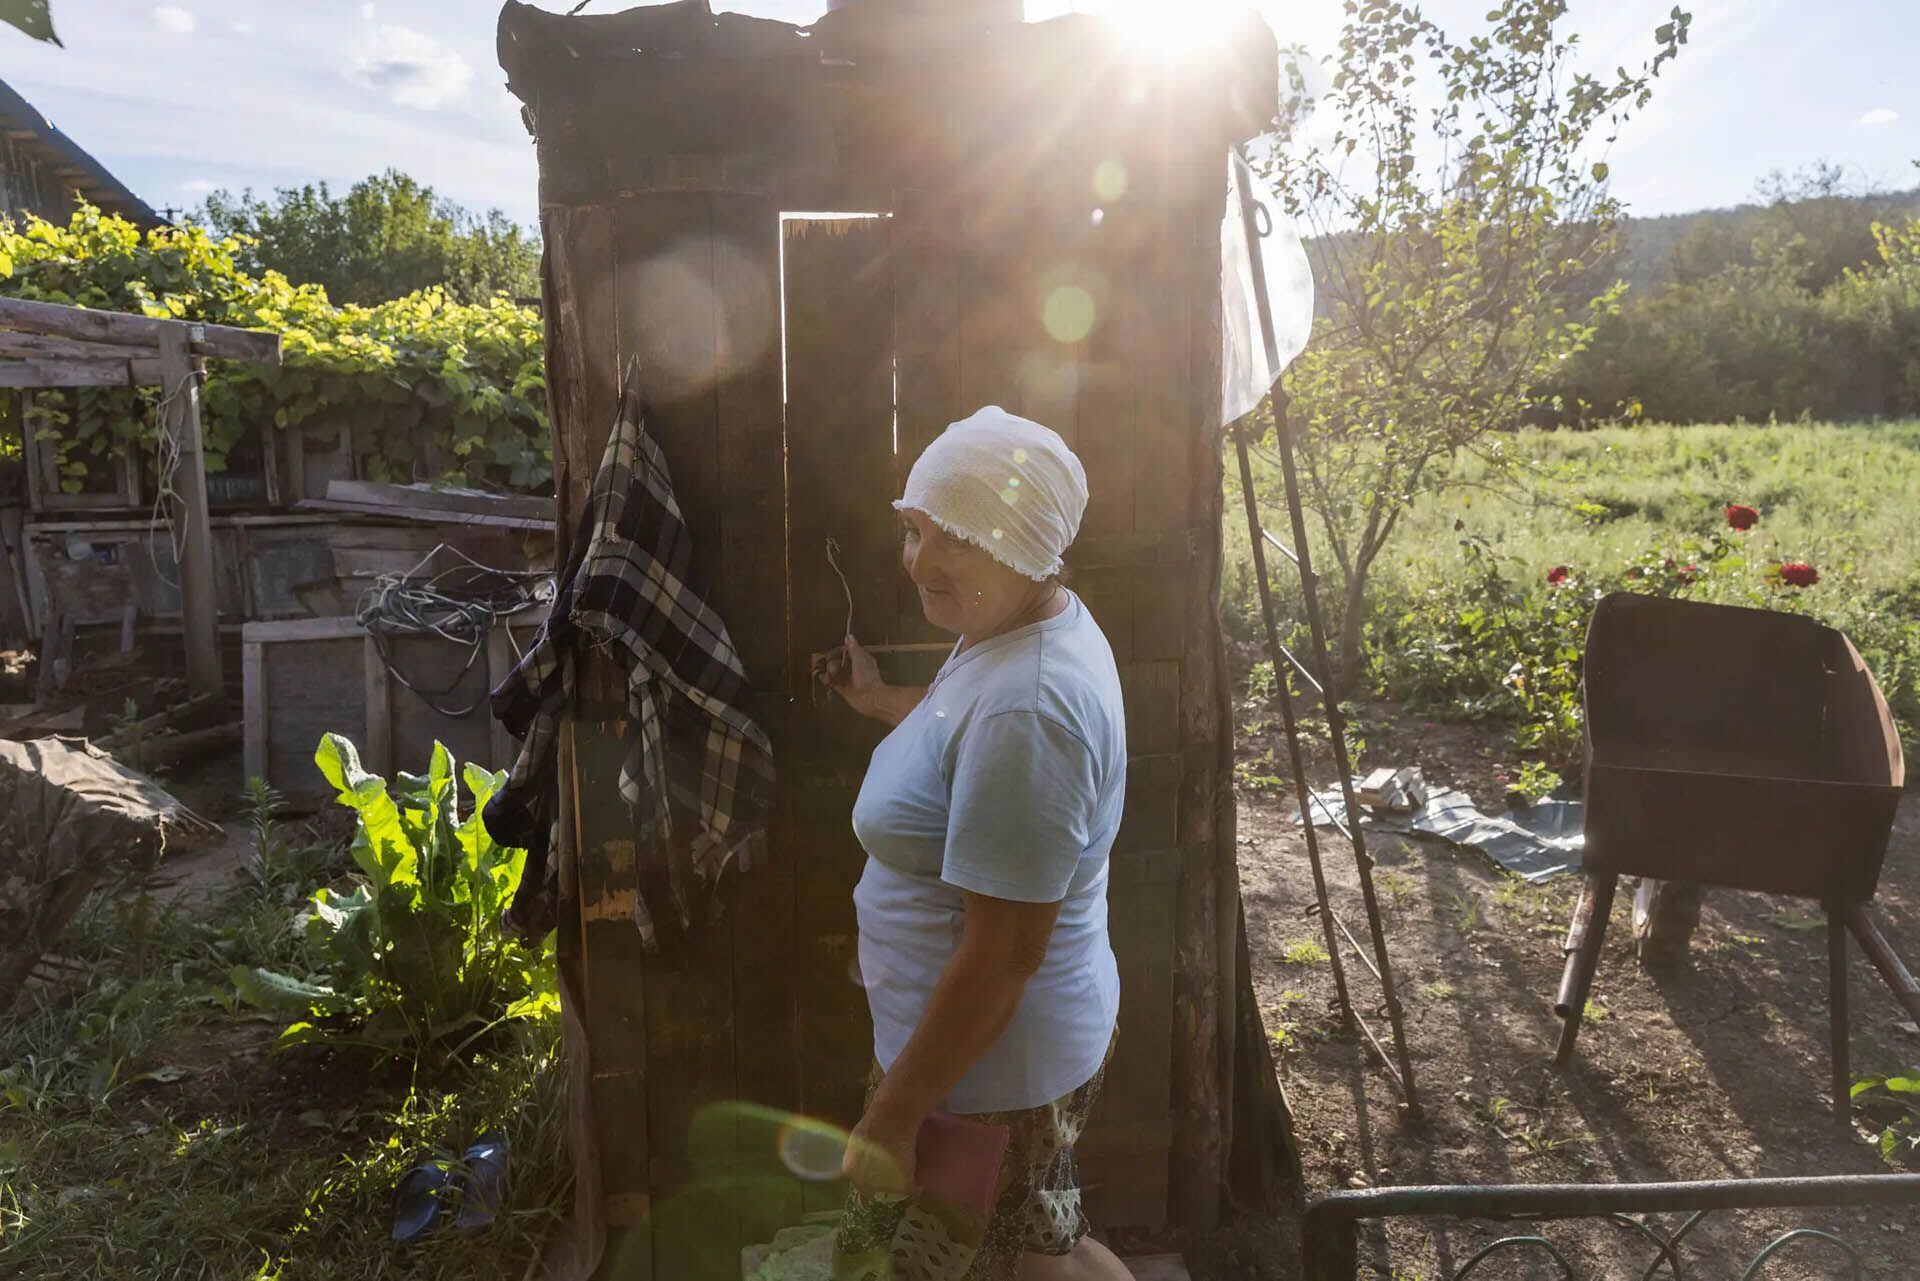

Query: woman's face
898;507;1038;637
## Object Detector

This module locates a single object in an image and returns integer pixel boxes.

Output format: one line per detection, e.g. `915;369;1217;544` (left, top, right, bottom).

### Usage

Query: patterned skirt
830;1042;1112;1281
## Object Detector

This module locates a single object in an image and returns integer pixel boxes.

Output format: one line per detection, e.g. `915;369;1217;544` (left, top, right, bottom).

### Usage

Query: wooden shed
498;2;1290;1273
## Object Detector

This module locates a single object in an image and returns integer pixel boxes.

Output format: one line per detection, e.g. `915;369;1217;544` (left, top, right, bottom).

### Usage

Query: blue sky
1;0;1913;230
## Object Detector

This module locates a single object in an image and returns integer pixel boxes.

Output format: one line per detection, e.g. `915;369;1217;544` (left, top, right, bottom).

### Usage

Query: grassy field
1225;420;1920;760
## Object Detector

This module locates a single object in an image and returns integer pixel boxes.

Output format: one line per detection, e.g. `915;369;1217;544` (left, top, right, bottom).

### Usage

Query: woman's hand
814;634;885;719
842;1105;919;1197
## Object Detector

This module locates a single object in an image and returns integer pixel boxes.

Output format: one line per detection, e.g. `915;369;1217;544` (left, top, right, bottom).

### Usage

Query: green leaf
0;0;59;45
229;965;350;1016
505;989;560;1020
274;1022;327;1053
314;733;419;892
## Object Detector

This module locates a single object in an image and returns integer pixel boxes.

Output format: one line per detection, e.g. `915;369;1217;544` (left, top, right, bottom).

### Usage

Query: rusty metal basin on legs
1552;593;1908;1115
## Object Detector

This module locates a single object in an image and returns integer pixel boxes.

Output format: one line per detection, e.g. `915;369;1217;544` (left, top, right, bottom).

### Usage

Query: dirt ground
1236;704;1920;1279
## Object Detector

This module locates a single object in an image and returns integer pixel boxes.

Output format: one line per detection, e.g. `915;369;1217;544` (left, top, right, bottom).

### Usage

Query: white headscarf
894;406;1090;581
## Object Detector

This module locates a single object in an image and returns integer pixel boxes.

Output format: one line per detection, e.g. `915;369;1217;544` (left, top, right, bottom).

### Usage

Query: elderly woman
819;407;1132;1281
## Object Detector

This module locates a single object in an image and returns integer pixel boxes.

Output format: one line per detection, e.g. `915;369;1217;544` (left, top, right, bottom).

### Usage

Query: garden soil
1227;703;1920;1280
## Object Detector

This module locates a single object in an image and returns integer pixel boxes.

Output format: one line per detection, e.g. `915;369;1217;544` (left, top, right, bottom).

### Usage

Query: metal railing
1302;1173;1920;1280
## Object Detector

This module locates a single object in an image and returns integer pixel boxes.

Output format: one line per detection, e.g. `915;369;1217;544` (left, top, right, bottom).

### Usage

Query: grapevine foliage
0;205;548;492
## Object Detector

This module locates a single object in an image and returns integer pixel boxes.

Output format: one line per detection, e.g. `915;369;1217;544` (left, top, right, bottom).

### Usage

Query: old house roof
0;76;160;227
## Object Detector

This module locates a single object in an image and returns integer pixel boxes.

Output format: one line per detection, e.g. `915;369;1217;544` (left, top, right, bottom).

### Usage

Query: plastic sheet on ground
1;736;204;1005
1294;777;1584;883
1220;148;1314;426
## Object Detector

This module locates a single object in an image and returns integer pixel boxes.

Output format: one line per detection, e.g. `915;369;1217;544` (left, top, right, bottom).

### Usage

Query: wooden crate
241;611;542;805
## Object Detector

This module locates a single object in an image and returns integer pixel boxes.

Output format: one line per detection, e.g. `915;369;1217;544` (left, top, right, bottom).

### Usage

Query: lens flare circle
1042;285;1097;344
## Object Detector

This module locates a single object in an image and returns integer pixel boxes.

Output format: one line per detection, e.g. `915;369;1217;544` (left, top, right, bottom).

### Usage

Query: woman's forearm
865;950;1031;1127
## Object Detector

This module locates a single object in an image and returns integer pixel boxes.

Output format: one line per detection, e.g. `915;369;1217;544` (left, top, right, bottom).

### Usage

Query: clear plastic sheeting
1220;148;1315;427
1294;773;1584;883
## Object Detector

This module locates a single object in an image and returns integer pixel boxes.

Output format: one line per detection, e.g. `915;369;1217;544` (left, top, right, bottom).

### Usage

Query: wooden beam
0;332;155;361
0;296;281;365
157;326;223;699
0;357;162;387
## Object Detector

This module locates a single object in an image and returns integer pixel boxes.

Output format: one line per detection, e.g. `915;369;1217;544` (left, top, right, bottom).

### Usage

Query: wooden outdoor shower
498;2;1288;1273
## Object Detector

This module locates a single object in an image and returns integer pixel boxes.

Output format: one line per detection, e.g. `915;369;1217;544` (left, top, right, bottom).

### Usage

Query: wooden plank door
779;215;897;1216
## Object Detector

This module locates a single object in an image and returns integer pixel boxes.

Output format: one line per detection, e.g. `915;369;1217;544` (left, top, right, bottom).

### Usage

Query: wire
356;543;555;718
143;371;196;595
825;536;853;639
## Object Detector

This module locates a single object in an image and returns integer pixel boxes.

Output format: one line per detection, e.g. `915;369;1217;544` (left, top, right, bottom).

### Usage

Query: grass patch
0;854;569;1278
1278;939;1331;966
1225;421;1920;760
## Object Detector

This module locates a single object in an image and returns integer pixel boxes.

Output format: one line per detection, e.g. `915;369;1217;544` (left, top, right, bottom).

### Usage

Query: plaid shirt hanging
484;361;777;950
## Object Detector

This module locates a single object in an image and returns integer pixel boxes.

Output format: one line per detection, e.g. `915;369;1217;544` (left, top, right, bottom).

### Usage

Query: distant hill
1303;186;1920;314
1615;187;1920;295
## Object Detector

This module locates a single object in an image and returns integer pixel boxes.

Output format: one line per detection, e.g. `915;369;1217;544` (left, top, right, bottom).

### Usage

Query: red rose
1546;565;1572;585
1725;504;1759;531
1779;561;1819;588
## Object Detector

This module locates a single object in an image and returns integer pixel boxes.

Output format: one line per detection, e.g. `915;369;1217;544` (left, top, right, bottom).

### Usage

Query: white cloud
1858;107;1900;127
178;178;217;197
153;5;195;34
360;2;375;18
348;25;474;111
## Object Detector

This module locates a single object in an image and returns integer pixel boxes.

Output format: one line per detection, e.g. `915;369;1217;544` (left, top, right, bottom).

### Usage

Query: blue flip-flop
391;1157;456;1243
454;1130;510;1234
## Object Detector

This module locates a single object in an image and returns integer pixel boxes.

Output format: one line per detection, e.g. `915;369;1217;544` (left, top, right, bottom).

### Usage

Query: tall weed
232;736;555;1064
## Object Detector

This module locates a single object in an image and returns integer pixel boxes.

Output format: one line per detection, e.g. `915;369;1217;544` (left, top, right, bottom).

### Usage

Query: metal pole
1232;423;1355;1028
1231;145;1420;1114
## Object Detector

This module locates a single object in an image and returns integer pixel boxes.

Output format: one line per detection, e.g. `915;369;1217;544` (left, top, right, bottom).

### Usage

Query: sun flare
1075;0;1258;56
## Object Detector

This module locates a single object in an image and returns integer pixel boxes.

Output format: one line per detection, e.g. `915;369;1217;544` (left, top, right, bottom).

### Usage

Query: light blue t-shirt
849;591;1126;1112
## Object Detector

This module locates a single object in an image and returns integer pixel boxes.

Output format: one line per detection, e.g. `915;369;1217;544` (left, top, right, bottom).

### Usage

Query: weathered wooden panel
784;216;898;660
781;216;894;1218
1088;860;1178;1232
708;195;805;1246
240;524;335;619
1075;231;1137;545
542;204;622;542
243;621;366;806
891;202;963;645
382;631;500;770
572;721;653;1274
611;193;743;1281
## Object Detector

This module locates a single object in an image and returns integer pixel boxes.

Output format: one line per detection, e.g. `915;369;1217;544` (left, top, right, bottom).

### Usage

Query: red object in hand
915;1112;1011;1216
1546;565;1572;585
1725;504;1759;530
1779;561;1820;588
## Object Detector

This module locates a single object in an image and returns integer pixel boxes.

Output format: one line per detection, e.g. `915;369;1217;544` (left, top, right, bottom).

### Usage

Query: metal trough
1552;593;1910;1113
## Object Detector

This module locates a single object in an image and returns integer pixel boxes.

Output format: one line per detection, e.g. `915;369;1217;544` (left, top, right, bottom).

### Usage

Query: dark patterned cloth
832;1037;1113;1281
484;360;776;950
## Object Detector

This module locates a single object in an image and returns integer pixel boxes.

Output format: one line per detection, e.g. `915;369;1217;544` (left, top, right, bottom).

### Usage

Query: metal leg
1841;902;1920;1026
1829;905;1851;1121
1554;872;1617;1067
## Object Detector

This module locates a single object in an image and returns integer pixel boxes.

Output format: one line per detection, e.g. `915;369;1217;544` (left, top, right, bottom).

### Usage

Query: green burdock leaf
315;733;419;893
229;965;351;1016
